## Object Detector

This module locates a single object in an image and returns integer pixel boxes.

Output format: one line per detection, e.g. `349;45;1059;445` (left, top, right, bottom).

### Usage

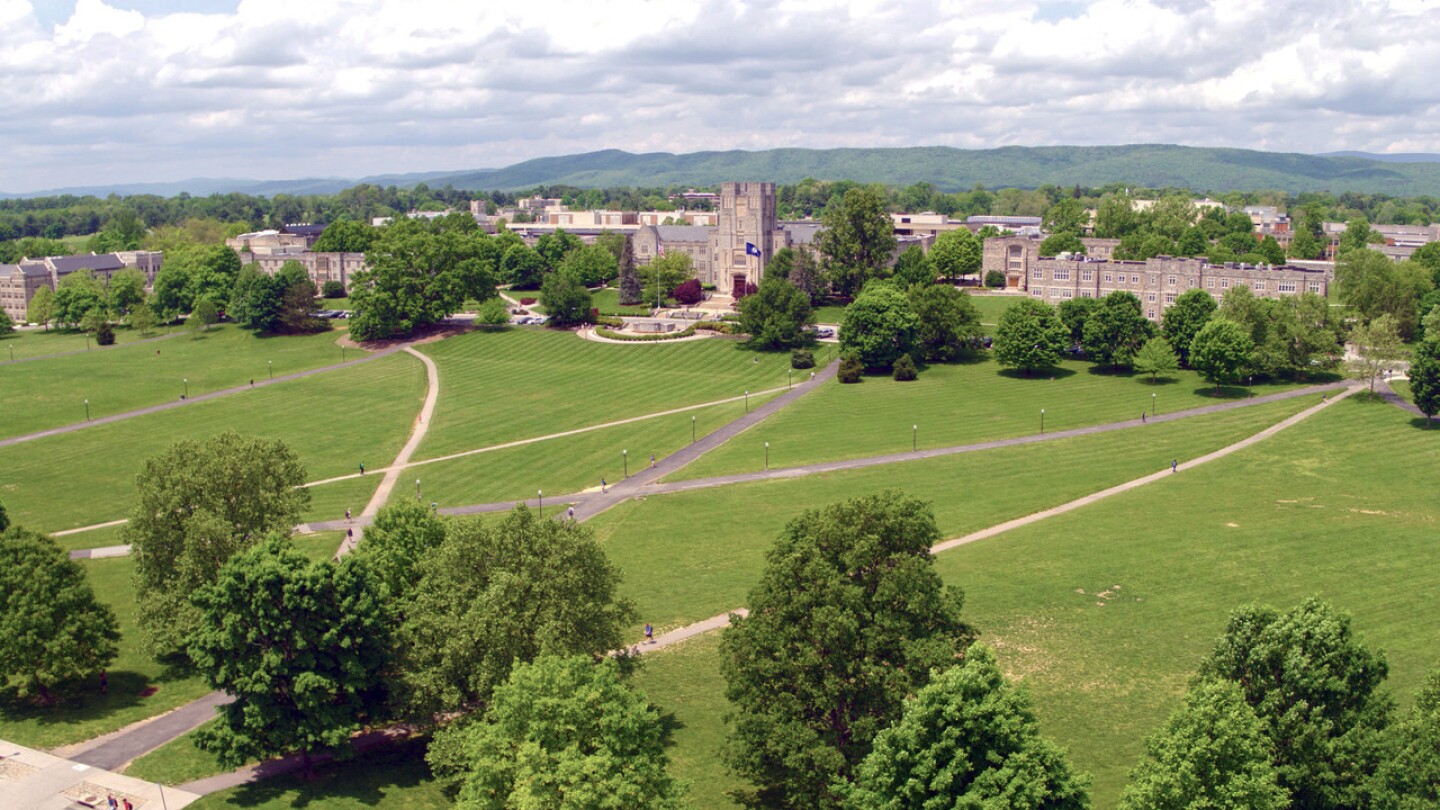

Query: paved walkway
611;383;1364;656
63;692;235;772
1376;378;1428;419
0;344;402;449
0;739;199;809
337;346;440;555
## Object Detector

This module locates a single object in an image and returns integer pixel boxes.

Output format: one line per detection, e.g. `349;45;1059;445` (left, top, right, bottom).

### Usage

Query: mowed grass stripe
589;396;1313;637
930;396;1440;808
0;324;363;440
0;353;425;532
678;355;1323;480
0;323;185;362
404;392;782;510
415;329;807;459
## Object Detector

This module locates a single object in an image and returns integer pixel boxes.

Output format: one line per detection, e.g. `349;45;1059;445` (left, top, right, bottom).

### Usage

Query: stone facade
235;250;367;292
1024;255;1331;320
1;251;163;322
632;182;794;296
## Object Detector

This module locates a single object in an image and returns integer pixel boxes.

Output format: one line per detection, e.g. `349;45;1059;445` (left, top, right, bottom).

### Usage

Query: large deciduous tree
539;270;594;326
427;656;688;809
500;243;547;290
1133;336;1180;383
1162;288;1217;366
397;507;633;718
1336;249;1434;340
638;252;693;307
53;269;106;327
108;267;148;315
1408;336;1440;425
839;282;920;370
721;491;976;809
993;298;1069;374
841;644;1089;810
1189;318;1254;392
819;187;897;296
1197;598;1392;810
738;275;814;350
908;283;982;362
312;220;377;253
1082;291;1154;370
559;243;619;288
1347;314;1404;393
190;538;387;776
349;218;499;341
1365;668;1440;809
891;245;934;289
123;431;310;657
27;285;56;329
0;527;119;704
1118;679;1286;810
927;227;983;281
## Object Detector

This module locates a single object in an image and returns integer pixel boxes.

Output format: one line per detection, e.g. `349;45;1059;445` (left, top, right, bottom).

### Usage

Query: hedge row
594;324;700;342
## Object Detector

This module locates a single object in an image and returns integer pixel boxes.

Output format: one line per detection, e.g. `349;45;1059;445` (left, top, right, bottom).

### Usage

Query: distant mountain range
10;145;1440;199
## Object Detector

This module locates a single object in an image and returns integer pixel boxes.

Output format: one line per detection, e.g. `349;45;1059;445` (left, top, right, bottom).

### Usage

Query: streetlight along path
55;375;1363;793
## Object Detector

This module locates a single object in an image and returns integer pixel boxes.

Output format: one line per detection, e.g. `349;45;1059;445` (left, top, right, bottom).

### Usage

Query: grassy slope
593;397;1311;637
410;392;781;509
190;739;448;809
0;556;209;748
0;352;424;531
677;355;1322;480
0;324;361;439
0;323;185;360
415;328;796;458
927;395;1440;807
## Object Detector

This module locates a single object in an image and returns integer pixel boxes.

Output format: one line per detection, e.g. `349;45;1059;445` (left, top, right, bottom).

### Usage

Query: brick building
1;251;163;322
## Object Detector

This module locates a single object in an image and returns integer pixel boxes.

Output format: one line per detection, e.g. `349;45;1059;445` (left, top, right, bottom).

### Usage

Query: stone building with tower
632;182;807;297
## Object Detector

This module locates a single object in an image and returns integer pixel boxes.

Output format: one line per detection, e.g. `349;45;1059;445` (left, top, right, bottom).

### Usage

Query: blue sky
3;0;1439;192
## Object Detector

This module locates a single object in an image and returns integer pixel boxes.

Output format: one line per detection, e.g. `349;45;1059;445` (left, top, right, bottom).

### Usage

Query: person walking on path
1171;459;1178;473
645;623;654;644
566;506;576;520
1141;413;1147;423
106;796;117;810
650;453;656;469
345;508;351;523
601;477;607;494
359;462;365;475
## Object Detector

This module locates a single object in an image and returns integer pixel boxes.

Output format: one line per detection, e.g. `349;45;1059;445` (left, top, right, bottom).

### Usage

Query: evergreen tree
618;235;642;305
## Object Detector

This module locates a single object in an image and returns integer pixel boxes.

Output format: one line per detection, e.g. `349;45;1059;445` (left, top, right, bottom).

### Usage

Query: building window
1082;270;1093;281
1060;289;1074;298
1081;290;1093;298
1032;269;1043;279
1308;283;1321;293
1167;275;1177;286
1165;293;1176;304
1031;288;1043;297
1103;273;1113;283
1253;281;1266;291
1053;268;1070;280
1147;293;1157;303
1277;282;1296;293
1147;310;1156;319
1206;277;1215;288
1221;278;1230;289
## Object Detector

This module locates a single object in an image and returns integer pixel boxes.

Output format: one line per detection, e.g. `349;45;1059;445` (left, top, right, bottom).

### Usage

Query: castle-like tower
709;182;785;296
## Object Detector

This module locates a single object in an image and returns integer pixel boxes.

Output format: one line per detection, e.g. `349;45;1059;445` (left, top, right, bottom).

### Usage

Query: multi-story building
1;251;163;322
234;249;368;292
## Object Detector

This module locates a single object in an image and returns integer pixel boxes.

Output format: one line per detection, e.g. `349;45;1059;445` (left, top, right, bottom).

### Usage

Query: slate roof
780;223;823;245
282;223;327;237
49;253;125;274
17;261;50;278
654;225;713;242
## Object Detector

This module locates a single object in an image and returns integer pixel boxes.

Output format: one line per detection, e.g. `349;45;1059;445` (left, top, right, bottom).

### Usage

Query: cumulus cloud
2;0;1439;191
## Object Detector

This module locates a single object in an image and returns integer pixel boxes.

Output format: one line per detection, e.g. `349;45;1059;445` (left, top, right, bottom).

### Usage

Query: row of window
1034;273;1322;296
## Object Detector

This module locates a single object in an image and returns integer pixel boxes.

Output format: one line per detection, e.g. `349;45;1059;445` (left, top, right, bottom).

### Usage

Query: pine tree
618;235;642;305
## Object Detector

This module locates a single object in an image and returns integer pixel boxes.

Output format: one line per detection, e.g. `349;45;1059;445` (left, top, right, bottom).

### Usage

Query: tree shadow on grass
1137;375;1182;386
216;737;437;809
1190;385;1251;400
997;366;1077;381
0;669;153;731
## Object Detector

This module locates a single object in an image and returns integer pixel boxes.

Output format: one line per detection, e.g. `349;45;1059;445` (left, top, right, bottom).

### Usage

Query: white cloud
2;0;1440;191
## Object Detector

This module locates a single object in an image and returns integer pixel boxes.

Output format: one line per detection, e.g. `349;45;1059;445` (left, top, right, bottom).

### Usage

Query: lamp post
183;377;188;398
1152;391;1156;416
691;415;696;443
268;360;273;379
745;390;749;413
342;345;347;363
415;478;421;499
912;424;917;452
764;441;769;471
788;369;793;390
1247;375;1253;398
1040;408;1045;435
623;449;629;478
84;399;90;421
537;489;542;519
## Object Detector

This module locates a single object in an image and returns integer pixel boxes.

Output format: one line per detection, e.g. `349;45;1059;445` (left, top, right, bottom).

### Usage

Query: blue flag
745;242;762;257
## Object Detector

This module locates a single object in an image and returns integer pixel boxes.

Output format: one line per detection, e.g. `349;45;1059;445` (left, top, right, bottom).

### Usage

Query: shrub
984;270;1006;288
594;324;698;341
94;320;116;345
695;321;732;334
673;278;703;305
892;353;917;381
838;352;864;383
594;315;624;328
791;349;815;369
519;298;537;306
321;280;346;298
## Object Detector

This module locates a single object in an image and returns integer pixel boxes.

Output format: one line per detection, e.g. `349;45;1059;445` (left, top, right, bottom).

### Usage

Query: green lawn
0;323;185;361
590;286;656;315
968;292;1022;324
190;738;448;809
303;476;382;527
634;634;744;810
414;328;798;459
399;393;780;509
592;396;1312;638
56;523;128;552
811;304;846;324
0;323;364;440
674;355;1325;480
924;395;1440;807
0;352;425;532
0;556;210;749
